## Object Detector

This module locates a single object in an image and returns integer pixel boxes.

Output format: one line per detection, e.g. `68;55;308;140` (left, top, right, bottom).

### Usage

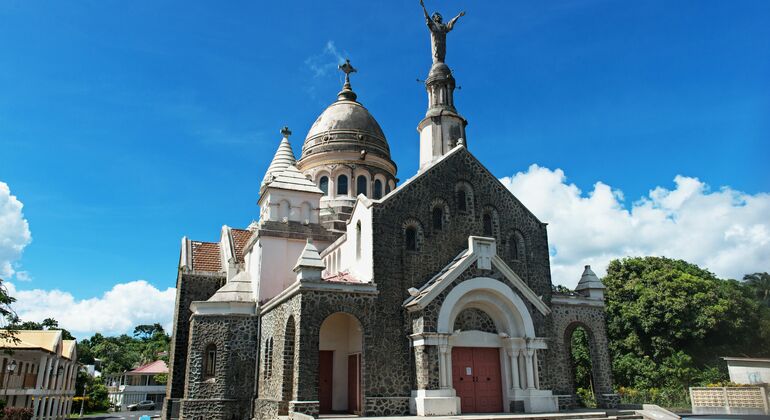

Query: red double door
452;347;503;413
318;351;361;414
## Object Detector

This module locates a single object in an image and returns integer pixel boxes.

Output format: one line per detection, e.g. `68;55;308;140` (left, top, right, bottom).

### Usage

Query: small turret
293;239;326;282
262;126;297;189
575;265;606;300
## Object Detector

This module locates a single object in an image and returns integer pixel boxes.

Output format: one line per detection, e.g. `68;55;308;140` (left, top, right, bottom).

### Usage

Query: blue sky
1;0;768;336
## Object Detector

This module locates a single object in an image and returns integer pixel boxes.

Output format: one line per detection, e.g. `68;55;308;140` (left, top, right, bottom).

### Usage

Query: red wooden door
472;348;503;413
452;347;476;413
451;347;503;413
319;351;334;414
347;353;361;414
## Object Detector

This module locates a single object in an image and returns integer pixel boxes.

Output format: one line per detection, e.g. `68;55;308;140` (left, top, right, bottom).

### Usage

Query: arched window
264;337;274;379
432;207;444;230
204;344;217;378
457;190;467;211
405;227;417;251
483;213;493;236
385;184;392;194
356;175;367;197
319;176;329;196
356;221;362;260
337;175;348;196
510;235;519;260
373;180;383;199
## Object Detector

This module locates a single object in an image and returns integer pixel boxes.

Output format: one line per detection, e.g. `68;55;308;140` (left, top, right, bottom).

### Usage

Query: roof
403;236;551;316
294;239;326;271
207;269;254;303
575;265;605;291
264;165;323;194
723;357;770;363
0;330;77;360
0;330;61;353
230;228;252;264
128;360;168;375
262;134;297;186
323;271;361;283
190;241;222;272
62;340;77;360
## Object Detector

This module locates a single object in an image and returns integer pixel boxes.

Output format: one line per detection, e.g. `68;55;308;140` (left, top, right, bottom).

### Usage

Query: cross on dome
337;59;358;101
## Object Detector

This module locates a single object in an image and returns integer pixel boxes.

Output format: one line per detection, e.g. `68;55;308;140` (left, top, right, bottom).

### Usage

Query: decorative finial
337;59;358;101
280;126;292;138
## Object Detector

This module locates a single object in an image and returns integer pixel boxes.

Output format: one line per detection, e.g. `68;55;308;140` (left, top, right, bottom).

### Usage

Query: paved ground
78;410;160;419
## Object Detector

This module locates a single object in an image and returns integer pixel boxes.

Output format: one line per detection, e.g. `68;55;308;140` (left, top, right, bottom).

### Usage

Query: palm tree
744;272;770;305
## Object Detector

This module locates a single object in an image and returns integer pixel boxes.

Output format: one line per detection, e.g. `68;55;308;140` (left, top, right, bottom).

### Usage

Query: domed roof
299;65;393;164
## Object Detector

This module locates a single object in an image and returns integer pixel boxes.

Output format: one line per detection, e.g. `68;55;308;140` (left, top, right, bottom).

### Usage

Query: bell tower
417;1;468;169
417;63;467;169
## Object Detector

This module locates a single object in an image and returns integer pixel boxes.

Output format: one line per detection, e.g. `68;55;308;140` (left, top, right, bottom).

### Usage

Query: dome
298;77;394;167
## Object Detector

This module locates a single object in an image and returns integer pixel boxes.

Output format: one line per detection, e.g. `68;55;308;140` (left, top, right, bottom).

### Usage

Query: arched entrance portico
318;312;363;414
411;276;557;414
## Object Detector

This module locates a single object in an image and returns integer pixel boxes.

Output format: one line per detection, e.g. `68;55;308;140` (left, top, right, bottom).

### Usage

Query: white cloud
7;280;176;339
0;182;31;280
500;165;770;288
305;40;346;78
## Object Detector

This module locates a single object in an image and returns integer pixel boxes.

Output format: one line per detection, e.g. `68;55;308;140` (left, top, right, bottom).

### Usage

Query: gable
403;236;550;316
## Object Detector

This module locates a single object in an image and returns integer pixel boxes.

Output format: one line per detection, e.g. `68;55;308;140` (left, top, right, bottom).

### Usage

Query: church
163;6;615;420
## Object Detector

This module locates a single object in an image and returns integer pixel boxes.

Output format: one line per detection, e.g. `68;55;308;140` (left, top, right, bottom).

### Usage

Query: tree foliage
0;278;18;344
603;257;769;391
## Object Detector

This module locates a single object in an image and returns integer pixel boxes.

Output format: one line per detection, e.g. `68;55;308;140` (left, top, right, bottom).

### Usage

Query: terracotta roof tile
230;228;253;263
129;360;168;375
323;271;361;283
191;241;222;272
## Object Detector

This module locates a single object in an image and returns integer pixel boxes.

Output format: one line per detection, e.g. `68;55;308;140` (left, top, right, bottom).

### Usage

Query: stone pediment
403;236;550;316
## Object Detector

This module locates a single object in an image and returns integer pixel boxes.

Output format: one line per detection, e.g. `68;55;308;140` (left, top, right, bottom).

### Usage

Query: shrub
2;407;33;420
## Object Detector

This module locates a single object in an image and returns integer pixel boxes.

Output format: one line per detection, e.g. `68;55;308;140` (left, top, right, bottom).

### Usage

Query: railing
0;373;38;390
690;386;769;415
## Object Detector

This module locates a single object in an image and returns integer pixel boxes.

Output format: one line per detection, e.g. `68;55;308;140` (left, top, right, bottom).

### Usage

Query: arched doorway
437;277;541;414
280;316;297;415
566;323;597;408
319;313;363;414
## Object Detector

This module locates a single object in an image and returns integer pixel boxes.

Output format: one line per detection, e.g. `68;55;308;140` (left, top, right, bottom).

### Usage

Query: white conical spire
262;126;297;187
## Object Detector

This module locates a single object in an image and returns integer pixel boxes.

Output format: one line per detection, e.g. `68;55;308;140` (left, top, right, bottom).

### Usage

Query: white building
107;360;168;411
723;357;770;385
0;330;78;420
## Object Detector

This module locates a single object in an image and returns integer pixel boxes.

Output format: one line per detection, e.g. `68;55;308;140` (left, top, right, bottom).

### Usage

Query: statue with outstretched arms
420;0;465;64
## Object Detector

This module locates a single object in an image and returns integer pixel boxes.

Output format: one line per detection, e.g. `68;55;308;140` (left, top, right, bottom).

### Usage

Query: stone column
533;351;540;389
438;344;449;388
507;348;521;390
525;349;536;390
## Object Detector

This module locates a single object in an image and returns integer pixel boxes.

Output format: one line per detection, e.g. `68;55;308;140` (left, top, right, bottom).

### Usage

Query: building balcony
0;373;38;390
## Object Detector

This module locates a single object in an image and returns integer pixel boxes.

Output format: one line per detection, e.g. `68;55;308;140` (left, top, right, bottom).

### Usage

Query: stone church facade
162;14;615;420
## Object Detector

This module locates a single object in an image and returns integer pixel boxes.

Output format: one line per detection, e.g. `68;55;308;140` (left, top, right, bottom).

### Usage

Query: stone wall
164;272;224;419
548;298;614;408
453;308;497;333
179;312;258;420
369;147;554;402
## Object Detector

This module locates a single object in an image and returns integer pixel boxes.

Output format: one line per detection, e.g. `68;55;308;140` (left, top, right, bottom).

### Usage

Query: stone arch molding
438;277;536;338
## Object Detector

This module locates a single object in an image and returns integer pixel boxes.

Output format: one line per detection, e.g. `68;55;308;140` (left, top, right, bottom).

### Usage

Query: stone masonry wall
370;147;555;399
548;299;614;407
179;313;258;420
165;272;224;419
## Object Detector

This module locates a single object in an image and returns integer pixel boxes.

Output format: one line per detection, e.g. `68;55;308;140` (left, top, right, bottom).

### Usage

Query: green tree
0;278;18;344
604;257;766;391
743;272;770;306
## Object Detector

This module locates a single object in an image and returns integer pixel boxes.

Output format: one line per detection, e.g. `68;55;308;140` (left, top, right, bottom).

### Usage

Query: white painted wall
726;360;770;385
259;189;321;224
321;200;374;282
319;313;363;411
246;235;331;303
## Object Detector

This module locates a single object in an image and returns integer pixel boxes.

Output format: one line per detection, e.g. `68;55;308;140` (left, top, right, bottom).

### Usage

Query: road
79;410;160;419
